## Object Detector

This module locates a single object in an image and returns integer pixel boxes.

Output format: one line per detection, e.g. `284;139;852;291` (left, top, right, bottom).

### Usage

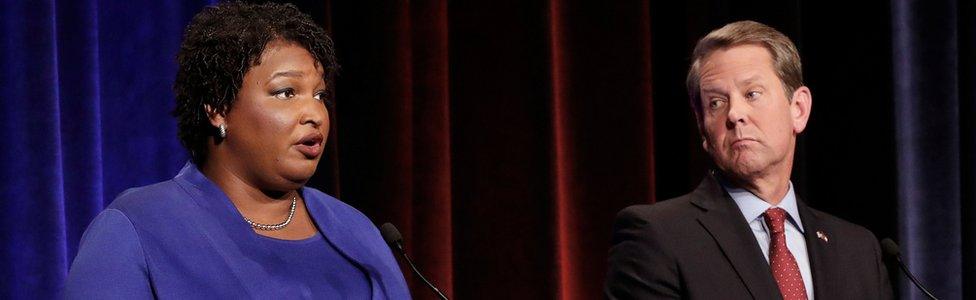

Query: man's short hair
686;20;804;124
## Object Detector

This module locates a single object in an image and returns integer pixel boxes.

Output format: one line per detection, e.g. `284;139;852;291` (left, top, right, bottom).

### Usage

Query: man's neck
723;170;791;206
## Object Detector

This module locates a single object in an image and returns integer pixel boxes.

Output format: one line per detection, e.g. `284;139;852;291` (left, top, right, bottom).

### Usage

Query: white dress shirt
723;181;814;300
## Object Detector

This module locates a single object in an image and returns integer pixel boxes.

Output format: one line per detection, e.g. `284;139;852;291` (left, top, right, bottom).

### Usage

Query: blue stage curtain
892;0;975;298
0;1;210;297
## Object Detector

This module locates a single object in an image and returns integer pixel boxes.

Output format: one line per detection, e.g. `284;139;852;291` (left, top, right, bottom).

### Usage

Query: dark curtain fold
0;1;209;297
1;0;973;299
1;1;74;293
892;0;976;298
546;1;656;298
325;1;656;298
961;0;976;296
322;0;457;297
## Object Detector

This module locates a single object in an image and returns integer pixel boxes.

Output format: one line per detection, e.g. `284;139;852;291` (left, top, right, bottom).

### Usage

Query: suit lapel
797;200;835;299
692;175;783;300
303;191;393;299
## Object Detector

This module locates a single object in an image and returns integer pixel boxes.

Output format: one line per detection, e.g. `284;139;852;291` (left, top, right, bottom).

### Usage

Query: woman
65;3;410;299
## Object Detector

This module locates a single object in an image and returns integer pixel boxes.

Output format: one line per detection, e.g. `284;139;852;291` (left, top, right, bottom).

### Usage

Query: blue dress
64;162;411;299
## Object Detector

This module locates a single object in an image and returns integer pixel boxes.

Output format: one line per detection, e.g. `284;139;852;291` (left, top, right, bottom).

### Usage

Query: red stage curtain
309;1;657;298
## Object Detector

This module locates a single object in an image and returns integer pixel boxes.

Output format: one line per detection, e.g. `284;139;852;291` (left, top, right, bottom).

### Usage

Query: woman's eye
273;88;296;100
313;91;327;101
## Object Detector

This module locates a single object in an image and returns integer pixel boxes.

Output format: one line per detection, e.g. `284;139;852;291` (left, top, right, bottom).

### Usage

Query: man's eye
273;88;296;100
746;91;762;99
708;99;726;110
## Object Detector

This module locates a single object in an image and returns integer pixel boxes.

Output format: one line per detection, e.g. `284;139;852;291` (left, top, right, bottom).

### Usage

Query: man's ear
205;104;226;127
790;86;812;134
695;117;710;153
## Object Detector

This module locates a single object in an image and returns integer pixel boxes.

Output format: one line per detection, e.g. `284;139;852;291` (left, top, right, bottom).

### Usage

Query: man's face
697;44;811;180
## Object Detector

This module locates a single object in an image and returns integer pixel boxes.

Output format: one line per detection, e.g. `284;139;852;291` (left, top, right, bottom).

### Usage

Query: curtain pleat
0;1;208;297
960;0;976;296
892;0;975;298
2;1;70;295
547;0;577;297
327;1;657;298
546;1;657;298
55;0;103;266
406;0;455;297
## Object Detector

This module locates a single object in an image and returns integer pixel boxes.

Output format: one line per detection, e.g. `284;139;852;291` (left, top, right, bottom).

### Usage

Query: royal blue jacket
65;162;411;299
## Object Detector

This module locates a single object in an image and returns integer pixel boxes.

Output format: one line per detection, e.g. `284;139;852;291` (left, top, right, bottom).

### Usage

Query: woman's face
213;40;330;190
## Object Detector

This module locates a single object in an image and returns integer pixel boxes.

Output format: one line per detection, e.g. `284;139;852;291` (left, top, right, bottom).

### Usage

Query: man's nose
725;95;748;129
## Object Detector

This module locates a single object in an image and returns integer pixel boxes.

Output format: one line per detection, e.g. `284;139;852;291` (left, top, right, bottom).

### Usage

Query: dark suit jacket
605;174;892;299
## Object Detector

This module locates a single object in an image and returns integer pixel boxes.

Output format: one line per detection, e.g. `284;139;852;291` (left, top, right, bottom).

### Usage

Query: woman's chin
279;160;319;185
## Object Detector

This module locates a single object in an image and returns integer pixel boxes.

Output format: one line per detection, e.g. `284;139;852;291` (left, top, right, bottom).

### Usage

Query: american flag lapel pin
816;230;829;243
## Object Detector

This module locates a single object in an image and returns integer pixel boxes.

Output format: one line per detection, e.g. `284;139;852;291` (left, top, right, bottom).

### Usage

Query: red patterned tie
763;207;808;300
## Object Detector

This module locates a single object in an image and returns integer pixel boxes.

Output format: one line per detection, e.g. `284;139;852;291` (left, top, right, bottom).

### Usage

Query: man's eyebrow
701;86;727;96
739;75;763;86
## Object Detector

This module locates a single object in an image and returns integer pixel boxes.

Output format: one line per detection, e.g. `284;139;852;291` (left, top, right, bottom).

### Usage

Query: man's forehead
700;44;774;72
699;47;777;89
700;73;769;92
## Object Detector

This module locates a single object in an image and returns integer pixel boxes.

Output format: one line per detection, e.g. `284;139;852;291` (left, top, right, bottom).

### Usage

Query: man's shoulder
614;192;704;230
804;205;880;248
620;194;691;215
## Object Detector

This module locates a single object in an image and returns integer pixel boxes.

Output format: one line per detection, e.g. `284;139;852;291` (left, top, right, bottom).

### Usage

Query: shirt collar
720;178;804;233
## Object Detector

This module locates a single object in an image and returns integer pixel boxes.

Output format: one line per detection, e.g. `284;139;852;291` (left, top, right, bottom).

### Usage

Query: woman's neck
200;157;295;223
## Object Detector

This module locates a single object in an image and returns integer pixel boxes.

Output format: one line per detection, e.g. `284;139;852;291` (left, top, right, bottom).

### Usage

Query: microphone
880;238;939;300
380;223;449;300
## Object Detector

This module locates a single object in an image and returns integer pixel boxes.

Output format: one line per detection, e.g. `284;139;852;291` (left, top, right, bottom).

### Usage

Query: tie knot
763;207;788;233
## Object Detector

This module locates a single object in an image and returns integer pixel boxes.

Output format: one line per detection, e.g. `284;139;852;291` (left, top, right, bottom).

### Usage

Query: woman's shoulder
106;179;192;217
302;187;376;229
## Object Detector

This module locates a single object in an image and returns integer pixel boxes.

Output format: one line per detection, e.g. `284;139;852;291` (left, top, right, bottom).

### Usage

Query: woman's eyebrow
267;70;305;82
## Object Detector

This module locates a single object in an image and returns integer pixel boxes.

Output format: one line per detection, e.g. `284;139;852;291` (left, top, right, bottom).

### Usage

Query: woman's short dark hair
173;2;338;164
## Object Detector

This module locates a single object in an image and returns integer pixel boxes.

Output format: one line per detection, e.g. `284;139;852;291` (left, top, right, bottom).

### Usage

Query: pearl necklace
244;195;297;231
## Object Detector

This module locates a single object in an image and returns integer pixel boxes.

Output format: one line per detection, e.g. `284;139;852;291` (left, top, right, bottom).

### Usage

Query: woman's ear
205;104;226;127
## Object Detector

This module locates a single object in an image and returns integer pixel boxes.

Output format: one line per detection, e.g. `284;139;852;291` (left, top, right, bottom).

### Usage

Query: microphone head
880;238;901;258
380;223;403;245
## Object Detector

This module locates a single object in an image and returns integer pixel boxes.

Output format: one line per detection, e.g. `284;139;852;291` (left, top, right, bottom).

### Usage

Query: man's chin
720;159;767;180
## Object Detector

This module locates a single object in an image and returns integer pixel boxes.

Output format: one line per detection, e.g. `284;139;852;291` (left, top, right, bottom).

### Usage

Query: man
605;21;892;299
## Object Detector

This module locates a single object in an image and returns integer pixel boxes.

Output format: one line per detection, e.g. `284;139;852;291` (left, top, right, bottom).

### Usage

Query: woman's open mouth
295;132;324;158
